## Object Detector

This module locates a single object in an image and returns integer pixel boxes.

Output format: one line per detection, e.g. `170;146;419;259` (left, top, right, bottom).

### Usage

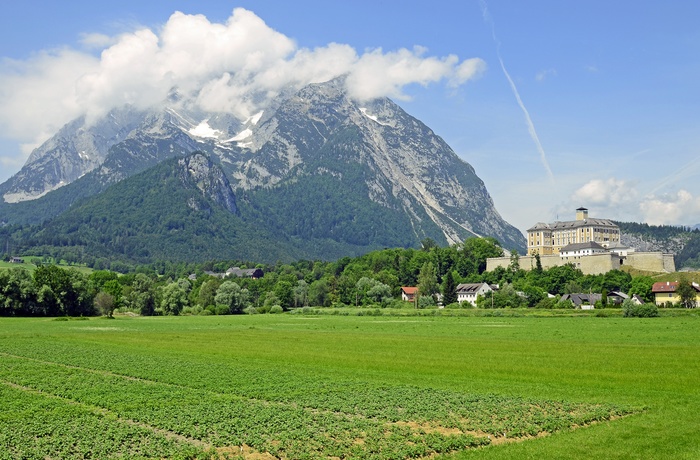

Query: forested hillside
615;221;700;269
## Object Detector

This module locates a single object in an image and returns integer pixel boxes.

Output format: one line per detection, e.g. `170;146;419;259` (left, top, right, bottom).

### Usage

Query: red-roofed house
401;287;418;302
652;281;700;306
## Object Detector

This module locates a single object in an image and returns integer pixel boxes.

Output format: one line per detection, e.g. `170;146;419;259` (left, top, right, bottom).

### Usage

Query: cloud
571;178;639;207
640;190;700;226
79;33;116;49
0;8;483;152
570;178;700;226
535;68;557;82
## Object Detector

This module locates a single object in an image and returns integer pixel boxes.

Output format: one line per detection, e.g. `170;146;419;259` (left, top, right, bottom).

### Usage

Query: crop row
0;355;491;459
0;382;209;459
0;339;634;436
0;350;634;459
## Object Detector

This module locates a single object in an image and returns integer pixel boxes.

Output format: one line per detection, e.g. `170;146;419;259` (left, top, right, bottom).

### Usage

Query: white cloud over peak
0;7;484;153
570;178;700;226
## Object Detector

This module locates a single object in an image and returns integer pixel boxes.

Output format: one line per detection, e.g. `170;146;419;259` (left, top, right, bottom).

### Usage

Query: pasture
0;314;698;459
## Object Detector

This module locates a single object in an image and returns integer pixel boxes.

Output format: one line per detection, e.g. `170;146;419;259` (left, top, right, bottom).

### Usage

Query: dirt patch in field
215;444;276;459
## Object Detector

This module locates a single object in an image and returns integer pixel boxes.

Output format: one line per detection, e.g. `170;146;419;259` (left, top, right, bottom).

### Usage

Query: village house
560;293;602;309
401;286;418;302
652;281;700;307
456;283;494;306
225;267;264;279
200;266;264;280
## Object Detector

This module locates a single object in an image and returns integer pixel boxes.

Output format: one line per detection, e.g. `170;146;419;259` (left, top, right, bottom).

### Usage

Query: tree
602;270;632;293
676;279;697;308
293;280;309;307
459;237;504;275
0;268;37;316
355;277;391;305
197;279;221;308
628;276;654;303
442;270;458;305
129;273;156;316
160;282;188;315
95;291;116;318
274;280;294;309
523;285;546;308
509;250;520;273
417;262;438;300
102;279;123;311
215;281;249;314
308;278;330;307
420;238;438;251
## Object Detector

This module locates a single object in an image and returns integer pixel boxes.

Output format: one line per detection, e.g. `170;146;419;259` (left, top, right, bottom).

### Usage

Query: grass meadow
0;314;698;459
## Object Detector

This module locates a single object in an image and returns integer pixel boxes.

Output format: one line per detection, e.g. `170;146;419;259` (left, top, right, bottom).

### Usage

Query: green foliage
417;261;438;299
160;282;188;315
622;299;660;317
214;280;249;314
628;276;655;303
127;273;156;316
94;291;116;317
675;278;698;308
442;270;458;305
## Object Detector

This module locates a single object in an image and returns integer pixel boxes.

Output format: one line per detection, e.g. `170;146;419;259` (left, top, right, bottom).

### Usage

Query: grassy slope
0;315;698;459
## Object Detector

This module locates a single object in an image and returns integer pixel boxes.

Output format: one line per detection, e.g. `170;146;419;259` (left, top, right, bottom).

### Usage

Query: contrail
479;0;555;184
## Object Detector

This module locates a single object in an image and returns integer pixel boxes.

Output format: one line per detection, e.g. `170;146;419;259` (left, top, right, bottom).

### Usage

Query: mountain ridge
0;78;526;261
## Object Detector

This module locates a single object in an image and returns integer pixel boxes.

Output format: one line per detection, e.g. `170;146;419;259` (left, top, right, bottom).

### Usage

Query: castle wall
486;252;675;275
625;252;676;273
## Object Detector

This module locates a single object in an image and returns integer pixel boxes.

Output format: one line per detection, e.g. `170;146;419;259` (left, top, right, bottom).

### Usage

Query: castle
487;208;675;275
527;207;620;255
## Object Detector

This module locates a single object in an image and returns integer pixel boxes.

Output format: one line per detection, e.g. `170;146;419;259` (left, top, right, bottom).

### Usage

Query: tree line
0;237;669;317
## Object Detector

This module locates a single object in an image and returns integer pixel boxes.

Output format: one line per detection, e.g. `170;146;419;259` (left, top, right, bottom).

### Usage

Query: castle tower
576;207;589;221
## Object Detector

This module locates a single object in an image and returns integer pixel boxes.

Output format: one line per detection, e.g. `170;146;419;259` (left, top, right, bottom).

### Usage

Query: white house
559;241;607;258
456;283;493;306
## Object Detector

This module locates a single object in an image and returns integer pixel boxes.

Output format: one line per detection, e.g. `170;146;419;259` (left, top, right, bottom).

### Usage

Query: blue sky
1;1;699;232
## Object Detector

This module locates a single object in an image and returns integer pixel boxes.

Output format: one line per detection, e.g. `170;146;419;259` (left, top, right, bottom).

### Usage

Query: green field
0;314;698;459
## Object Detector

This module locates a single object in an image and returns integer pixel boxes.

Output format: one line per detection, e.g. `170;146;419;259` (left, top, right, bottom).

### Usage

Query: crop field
0;315;698;459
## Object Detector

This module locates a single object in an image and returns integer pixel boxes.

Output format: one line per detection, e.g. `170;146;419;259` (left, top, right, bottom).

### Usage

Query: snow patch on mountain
189;120;222;139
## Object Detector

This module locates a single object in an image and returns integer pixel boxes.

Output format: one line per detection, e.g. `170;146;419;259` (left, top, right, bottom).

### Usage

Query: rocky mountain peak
178;153;237;214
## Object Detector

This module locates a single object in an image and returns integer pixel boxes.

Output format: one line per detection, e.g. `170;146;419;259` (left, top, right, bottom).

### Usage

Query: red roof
651;281;700;293
652;281;678;293
401;286;418;295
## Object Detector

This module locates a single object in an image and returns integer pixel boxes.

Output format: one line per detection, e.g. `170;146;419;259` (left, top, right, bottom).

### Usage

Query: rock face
0;77;526;253
178;153;237;214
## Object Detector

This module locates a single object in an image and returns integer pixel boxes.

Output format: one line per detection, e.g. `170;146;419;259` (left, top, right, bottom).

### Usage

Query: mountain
0;78;526;263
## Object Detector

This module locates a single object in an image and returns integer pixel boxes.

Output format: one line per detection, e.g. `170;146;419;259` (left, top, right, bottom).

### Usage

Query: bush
244;306;259;315
198;309;213;316
269;305;284;314
418;296;436;309
622;299;659;318
215;305;231;315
